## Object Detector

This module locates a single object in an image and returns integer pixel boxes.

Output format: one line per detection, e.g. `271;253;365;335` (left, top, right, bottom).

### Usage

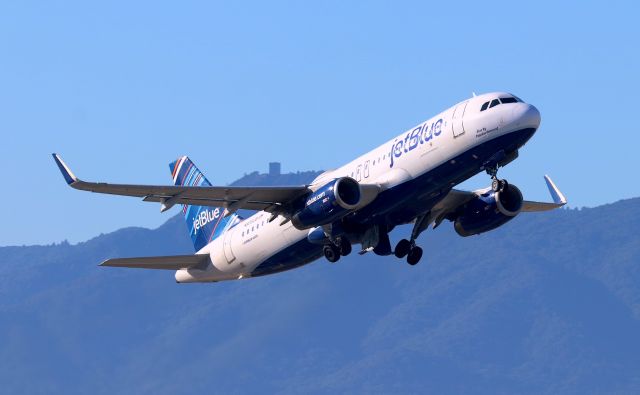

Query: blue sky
1;1;638;246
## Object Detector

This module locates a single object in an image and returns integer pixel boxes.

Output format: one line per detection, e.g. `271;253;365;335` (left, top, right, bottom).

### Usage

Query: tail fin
169;156;241;251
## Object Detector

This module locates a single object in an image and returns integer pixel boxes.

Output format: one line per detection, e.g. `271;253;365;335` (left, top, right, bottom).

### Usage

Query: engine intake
333;177;361;209
454;184;523;237
496;183;523;216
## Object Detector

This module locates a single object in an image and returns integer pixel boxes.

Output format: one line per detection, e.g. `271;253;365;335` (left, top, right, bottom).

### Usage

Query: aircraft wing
100;254;209;270
52;154;310;213
428;175;567;227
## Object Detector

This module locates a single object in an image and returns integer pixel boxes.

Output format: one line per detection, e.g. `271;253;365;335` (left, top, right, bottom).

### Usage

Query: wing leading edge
52;154;310;213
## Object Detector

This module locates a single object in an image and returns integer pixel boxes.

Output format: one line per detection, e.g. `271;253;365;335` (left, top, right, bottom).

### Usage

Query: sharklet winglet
52;153;79;185
543;175;567;205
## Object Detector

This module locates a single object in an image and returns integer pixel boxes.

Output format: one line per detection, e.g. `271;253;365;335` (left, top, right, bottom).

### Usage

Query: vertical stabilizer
169;156;241;251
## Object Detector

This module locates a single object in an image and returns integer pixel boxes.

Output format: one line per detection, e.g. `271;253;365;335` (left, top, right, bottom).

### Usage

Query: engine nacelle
307;226;329;245
453;184;523;237
291;177;361;229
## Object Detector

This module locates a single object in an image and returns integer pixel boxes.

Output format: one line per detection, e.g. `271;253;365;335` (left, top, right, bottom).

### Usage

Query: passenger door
451;101;468;138
223;229;236;263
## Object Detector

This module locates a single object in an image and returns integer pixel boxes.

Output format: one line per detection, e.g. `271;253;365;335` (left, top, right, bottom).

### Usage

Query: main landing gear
394;214;430;266
323;236;352;263
394;239;423;265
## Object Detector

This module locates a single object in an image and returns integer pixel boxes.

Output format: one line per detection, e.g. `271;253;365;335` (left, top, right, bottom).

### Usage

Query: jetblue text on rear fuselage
389;118;443;168
193;208;222;233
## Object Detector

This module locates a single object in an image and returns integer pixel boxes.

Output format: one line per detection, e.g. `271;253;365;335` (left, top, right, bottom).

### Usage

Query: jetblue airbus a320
53;92;566;283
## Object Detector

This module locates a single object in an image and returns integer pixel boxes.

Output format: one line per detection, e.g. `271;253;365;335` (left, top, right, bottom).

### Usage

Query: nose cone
512;103;541;129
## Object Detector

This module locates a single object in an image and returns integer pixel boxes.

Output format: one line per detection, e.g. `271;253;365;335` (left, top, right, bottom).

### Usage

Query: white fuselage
175;92;541;282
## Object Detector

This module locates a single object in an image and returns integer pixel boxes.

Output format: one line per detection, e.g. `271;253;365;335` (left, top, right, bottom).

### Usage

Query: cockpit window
481;95;523;112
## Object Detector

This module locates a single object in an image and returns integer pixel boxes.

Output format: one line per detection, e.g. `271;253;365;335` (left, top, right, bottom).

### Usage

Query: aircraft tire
492;178;500;192
339;239;352;256
324;244;340;263
395;239;411;259
493;178;508;193
407;246;423;265
501;179;509;192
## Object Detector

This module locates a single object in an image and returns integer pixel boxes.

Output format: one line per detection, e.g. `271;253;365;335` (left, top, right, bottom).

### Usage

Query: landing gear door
451;101;468;138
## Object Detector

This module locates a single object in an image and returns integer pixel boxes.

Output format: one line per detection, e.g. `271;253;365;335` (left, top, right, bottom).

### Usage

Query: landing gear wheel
395;239;412;259
339;239;352;256
491;178;500;192
323;244;340;263
501;179;509;192
407;246;423;265
491;178;508;192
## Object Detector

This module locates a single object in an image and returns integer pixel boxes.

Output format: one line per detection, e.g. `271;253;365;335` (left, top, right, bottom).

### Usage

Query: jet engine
453;184;524;237
291;177;362;229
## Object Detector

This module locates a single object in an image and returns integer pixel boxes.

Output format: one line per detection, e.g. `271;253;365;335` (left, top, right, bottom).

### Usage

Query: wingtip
543;175;567;205
52;153;78;185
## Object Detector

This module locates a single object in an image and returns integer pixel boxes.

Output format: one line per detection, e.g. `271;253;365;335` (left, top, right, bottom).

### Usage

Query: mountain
1;169;639;395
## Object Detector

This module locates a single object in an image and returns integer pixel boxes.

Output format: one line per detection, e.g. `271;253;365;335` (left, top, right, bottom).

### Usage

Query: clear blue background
1;1;638;246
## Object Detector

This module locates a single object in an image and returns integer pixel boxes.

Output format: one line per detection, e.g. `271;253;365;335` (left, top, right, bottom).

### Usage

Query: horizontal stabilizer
100;254;209;270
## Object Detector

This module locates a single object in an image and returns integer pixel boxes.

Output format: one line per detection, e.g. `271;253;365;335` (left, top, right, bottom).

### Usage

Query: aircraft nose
513;103;541;129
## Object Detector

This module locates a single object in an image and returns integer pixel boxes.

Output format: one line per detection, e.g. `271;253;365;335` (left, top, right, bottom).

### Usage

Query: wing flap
100;254;209;270
521;201;564;212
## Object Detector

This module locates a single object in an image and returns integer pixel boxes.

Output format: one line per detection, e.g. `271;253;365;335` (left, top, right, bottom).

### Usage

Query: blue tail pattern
169;156;241;251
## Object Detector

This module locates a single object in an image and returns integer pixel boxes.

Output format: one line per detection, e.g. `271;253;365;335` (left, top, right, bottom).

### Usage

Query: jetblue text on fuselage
389;118;443;168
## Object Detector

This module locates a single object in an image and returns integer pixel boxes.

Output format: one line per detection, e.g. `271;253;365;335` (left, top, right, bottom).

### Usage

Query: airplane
53;91;567;283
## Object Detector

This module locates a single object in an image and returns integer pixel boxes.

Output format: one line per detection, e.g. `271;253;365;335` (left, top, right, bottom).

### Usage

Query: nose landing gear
491;177;508;193
483;150;513;193
486;163;508;193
